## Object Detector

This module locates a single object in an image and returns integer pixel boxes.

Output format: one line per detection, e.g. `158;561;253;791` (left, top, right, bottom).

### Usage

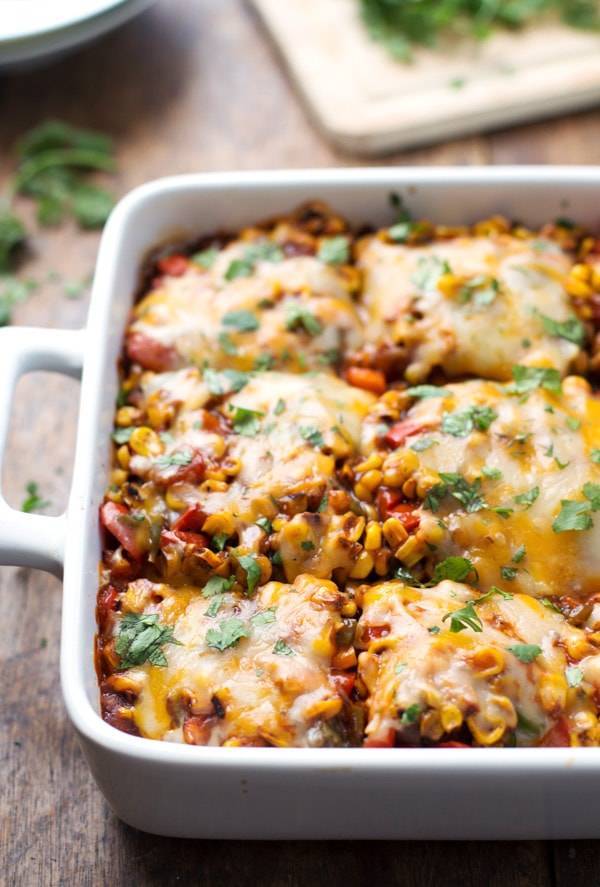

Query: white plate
0;0;157;69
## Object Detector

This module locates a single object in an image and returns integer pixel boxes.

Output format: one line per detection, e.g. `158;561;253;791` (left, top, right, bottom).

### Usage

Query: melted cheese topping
357;234;579;381
119;574;354;746
357;580;600;747
130;245;364;372
131;371;374;528
363;376;600;599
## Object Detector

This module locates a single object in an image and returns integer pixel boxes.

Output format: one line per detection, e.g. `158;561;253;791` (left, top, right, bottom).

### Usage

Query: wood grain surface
1;2;600;884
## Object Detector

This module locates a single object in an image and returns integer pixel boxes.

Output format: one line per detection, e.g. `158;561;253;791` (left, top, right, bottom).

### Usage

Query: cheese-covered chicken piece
126;231;363;374
361;375;600;601
100;573;359;747
356;232;583;382
357;580;600;747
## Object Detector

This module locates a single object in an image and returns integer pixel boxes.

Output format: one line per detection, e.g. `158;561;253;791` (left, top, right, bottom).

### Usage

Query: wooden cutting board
251;0;600;155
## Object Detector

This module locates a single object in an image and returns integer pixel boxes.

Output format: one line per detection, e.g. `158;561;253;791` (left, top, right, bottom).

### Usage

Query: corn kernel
437;272;460;297
471;646;505;679
332;647;357;670
571;263;592;281
421;710;443;741
383;517;408;548
129;426;162;457
111;468;127;486
117;445;130;469
539;673;567;713
364;521;382;551
199;479;228;493
565;277;593;299
116;406;140;426
353;482;371;501
360;469;383;493
440;704;463;733
341;600;357;617
349;551;374;579
355;453;383;473
395;535;424;567
202;513;235;536
165;488;187;510
374;549;391;576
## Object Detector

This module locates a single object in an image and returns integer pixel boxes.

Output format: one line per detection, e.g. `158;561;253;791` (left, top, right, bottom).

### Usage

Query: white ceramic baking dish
2;167;600;840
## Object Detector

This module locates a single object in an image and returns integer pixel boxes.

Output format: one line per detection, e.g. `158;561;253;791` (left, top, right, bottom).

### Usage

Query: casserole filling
97;203;600;748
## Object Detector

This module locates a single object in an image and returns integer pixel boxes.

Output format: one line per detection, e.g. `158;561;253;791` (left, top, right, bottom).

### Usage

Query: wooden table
2;1;600;883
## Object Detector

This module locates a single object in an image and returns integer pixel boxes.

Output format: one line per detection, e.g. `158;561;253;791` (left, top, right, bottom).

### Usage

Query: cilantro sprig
115;612;180;669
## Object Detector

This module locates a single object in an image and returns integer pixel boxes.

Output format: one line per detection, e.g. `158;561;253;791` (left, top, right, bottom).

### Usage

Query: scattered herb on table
21;481;50;513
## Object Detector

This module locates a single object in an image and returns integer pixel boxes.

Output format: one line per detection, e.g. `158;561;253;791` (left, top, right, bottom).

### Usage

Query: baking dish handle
0;326;85;576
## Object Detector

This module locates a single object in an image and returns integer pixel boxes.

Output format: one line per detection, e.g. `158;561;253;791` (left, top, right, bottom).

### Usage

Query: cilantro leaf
540;313;585;346
508;365;562;396
442;600;483;633
205;617;249;651
202;575;235;597
231;406;264;437
514;486;539;509
155;449;192;470
400;703;421;725
299;425;325;448
251;607;277;627
583;482;600;511
406;385;450;399
115;612;179;668
273;638;294;655
318;236;350;265
512;545;526;563
191;247;219;269
21;481;50;514
508;643;542;664
285;303;323;336
566;666;584;688
204;367;249;395
0;211;26;272
552;500;593;533
441;405;497;437
222;310;259;332
218;331;238;355
412;255;450;290
274;398;286;415
432;556;476;584
591;449;600;464
237;554;262;596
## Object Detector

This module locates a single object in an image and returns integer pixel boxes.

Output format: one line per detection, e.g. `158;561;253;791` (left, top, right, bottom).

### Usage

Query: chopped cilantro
211;532;229;551
482;466;502;480
21;481;50;514
285;303;323;336
273;639;294;656
410;436;438;452
412;255;450;290
591;448;600;464
432;556;476;584
566;416;581;431
222;310;259;332
191;247;219;269
218;331;238;355
552;500;593;533
301;540;315;551
400;703;421;725
231;406;264;437
508;365;562;396
204;367;249;395
583;482;600;510
206;617;249;651
441;405;497;437
540;313;585;346
115;612;179;668
508;643;542;664
274;398;286;415
566;666;584;688
514;486;539;509
202;576;235;597
237;554;262;596
406;384;450;399
318;236;350;265
500;565;517;580
299;425;325;448
155;449;192;470
442;600;482;633
112;426;134;444
256;517;272;534
251;607;277;627
512;545;526;563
